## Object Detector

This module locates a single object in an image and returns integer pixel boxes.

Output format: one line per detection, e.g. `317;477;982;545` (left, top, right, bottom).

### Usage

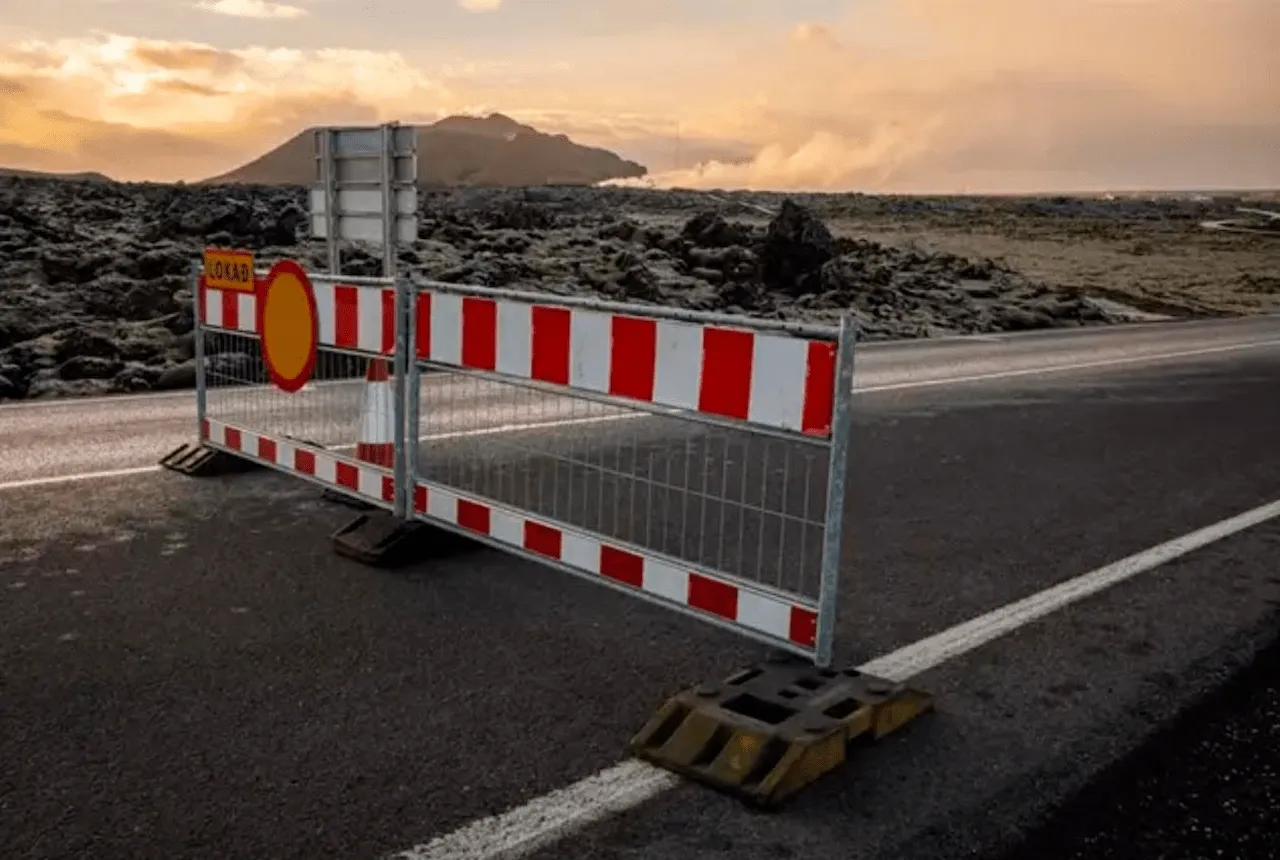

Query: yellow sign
258;259;318;394
203;247;256;293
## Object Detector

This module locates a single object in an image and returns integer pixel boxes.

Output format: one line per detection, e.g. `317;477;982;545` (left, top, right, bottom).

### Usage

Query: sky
0;0;1277;192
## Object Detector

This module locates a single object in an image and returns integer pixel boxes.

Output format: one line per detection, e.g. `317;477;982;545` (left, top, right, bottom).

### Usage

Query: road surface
2;314;1280;860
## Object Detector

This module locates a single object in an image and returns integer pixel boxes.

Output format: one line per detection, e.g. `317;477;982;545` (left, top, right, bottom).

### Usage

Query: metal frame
403;279;858;667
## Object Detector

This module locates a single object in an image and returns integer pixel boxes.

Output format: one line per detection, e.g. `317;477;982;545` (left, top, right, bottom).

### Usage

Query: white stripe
561;531;600;574
734;588;792;641
430;293;464;367
496;301;533;378
357;286;384;353
235;293;256;333
428;484;459;523
568;310;611;394
204;289;224;328
206;420;227;445
359;381;397;444
313;451;337;485
313;281;335;346
651;319;702;410
641;558;688;605
491;508;524;547
276;439;297;472
749;333;809;433
357;465;383;499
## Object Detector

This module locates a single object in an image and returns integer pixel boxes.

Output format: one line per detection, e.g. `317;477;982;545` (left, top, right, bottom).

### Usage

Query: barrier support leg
629;655;933;809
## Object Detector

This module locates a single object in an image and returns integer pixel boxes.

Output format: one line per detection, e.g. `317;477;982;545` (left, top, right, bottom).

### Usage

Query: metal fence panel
195;268;403;509
407;281;856;665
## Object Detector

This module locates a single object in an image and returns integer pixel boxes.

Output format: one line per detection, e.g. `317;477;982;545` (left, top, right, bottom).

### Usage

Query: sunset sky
1;0;1277;192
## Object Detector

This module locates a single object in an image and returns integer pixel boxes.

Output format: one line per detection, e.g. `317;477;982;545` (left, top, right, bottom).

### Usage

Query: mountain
0;166;113;182
202;113;647;187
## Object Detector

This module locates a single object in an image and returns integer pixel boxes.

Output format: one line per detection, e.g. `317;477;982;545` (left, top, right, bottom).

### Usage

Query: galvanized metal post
392;278;410;520
404;282;420;520
813;313;859;669
382;124;409;519
380;123;397;282
191;259;207;439
320;129;340;276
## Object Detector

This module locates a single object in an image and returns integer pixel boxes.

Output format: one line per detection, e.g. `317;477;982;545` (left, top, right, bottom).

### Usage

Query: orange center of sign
259;260;318;392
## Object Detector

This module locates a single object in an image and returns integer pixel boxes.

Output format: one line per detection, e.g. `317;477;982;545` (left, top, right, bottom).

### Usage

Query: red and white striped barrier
413;293;839;437
202;419;394;505
200;279;397;355
411;479;820;650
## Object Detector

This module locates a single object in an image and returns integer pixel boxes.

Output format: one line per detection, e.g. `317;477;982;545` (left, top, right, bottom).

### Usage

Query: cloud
1;0;1278;190
458;0;503;11
642;0;1280;192
194;0;308;20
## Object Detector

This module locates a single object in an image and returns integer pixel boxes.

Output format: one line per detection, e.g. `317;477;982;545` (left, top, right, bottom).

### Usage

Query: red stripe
334;285;359;350
687;573;738;621
336;461;359;491
414;484;428;513
381;288;396;354
415;293;431;360
220;290;239;330
356;442;394;468
789;607;818;648
524;521;562;559
197;277;207;325
224;427;242;451
698;327;754;420
599;545;644;588
801;341;838;437
456;499;492;535
382;476;396;503
200;419;210;439
608;316;657;401
257;437;277;464
295;449;316;475
530;305;572;385
461;296;497;371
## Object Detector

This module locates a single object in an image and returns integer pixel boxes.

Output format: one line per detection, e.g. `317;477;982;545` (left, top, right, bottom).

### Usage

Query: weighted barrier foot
331;511;482;568
158;443;263;477
629;659;933;809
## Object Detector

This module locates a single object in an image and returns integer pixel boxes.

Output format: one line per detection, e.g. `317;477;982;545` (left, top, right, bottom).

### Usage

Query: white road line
0;465;165;491
0;412;639;493
390;496;1280;860
856;338;1280;394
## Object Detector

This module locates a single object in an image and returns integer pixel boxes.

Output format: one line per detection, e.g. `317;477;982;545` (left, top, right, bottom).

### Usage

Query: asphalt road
991;626;1280;860
3;315;1280;860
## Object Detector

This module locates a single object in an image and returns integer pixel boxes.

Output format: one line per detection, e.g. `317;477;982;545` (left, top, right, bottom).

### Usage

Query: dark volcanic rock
0;174;1155;402
758;199;835;296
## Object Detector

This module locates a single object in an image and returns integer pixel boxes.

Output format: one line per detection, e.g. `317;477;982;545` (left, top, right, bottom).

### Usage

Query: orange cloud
195;0;309;20
0;0;1277;191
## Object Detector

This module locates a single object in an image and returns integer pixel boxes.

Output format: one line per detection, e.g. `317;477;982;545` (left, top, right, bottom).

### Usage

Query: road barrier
161;120;930;807
164;258;410;512
403;280;857;665
162;248;933;806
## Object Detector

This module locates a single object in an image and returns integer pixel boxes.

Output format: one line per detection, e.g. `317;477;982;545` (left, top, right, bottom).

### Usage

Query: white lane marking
857;497;1280;681
0;465;164;491
0;412;640;493
390;497;1280;860
856;338;1280;394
